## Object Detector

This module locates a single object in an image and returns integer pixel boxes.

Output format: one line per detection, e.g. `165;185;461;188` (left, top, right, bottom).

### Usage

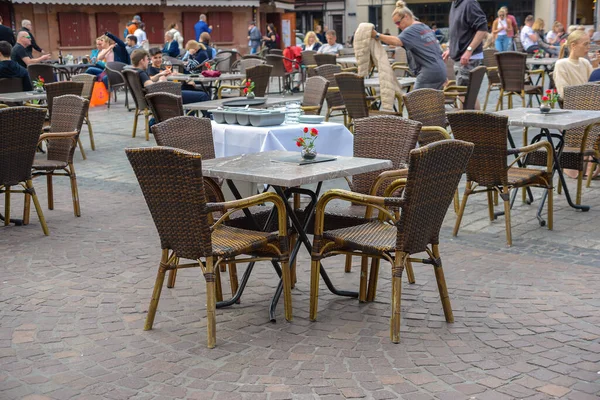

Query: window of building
139;12;164;45
368;6;382;31
207;12;233;43
58;12;91;47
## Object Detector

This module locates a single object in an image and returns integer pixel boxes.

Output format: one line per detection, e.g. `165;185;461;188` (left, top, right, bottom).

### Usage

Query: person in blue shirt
163;32;180;58
194;14;212;42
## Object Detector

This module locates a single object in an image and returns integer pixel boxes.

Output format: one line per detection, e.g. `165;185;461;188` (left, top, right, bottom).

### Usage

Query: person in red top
501;6;518;50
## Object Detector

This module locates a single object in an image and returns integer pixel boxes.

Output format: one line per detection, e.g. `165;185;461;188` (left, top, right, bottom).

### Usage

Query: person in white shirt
134;22;149;51
317;30;344;54
520;15;539;54
545;21;564;46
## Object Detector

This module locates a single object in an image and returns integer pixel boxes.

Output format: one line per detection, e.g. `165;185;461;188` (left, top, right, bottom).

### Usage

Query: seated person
163;32;180;58
146;48;171;82
0;40;33;91
302;31;322;51
89;37;106;68
317;30;344;54
200;32;216;59
104;31;131;64
184;40;209;73
130;48;209;105
10;31;50;69
126;34;141;55
520;15;540;54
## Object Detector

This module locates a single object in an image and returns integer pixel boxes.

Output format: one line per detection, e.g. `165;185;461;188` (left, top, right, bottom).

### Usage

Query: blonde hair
497;8;505;18
552;21;564;33
559;30;588;59
98;35;114;45
304;31;320;46
567;25;577;34
185;40;206;51
392;1;414;20
483;32;495;49
532;18;545;31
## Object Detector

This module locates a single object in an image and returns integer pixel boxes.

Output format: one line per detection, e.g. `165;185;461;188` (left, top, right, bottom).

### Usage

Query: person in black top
146;48;172;82
19;19;42;56
0;41;32;90
199;32;215;60
262;23;278;50
11;31;50;69
0;16;15;46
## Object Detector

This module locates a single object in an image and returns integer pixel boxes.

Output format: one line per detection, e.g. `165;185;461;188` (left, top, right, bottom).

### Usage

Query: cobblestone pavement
1;85;600;400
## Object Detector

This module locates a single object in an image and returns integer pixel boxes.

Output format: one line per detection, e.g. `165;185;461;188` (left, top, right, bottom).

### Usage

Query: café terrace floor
1;85;600;400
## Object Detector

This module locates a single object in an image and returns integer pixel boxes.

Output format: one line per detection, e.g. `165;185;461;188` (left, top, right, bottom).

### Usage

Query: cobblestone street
1;85;600;400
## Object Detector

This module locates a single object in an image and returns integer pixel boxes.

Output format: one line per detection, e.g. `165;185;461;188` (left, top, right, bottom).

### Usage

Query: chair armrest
217;84;242;99
38;131;78;144
301;105;320;112
0;104;8;109
421;126;451;139
327;86;339;93
486;66;498;72
444;85;467;92
23;103;47;109
391;62;408;67
510;141;553;171
527;68;545;75
341;67;358;73
369;168;409;197
383;178;408;197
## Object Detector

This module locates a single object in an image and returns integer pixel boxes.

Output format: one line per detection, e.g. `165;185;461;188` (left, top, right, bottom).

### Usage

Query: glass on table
163;59;172;72
285;101;302;124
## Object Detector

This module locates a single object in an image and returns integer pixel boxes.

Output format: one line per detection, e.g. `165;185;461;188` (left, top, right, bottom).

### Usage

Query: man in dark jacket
0;41;32;90
0;16;15;45
442;0;487;87
19;19;43;56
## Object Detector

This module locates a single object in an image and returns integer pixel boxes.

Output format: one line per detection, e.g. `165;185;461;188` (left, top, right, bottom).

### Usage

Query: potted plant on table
244;79;255;99
540;89;558;114
295;126;319;160
33;75;45;93
533;49;545;59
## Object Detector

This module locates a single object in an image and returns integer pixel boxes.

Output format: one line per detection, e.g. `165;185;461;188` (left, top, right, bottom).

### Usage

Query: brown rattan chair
448;111;553;247
301;50;317;68
71;73;96;153
145;93;183;124
301;76;329;115
314;64;346;124
212;50;238;73
0;77;25;93
218;64;272;99
265;54;298;94
144;81;182;95
105;61;130;109
309;139;474;343
31;95;88;217
232;58;265;74
315;53;337;66
125;146;292;349
27;64;56;85
458;65;486;110
0;107;49;235
482;49;501;110
495;52;544;110
122;68;152;141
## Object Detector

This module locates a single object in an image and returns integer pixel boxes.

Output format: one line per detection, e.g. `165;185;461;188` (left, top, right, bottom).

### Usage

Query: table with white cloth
337;56;395;65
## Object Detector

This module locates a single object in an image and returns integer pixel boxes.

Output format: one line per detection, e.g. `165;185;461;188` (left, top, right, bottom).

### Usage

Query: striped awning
12;0;161;4
166;0;259;6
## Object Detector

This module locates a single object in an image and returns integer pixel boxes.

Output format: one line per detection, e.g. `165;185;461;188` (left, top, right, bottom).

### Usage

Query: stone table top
364;77;415;88
525;58;557;65
167;72;243;83
183;93;304;111
0;91;47;102
201;150;392;187
493;107;600;130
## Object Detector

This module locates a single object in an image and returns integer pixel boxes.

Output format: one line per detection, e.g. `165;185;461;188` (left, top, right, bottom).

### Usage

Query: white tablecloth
211;121;354;158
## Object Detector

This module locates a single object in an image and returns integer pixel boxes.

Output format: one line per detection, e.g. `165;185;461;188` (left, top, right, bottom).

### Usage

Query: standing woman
263;24;278;50
371;1;446;90
492;8;513;52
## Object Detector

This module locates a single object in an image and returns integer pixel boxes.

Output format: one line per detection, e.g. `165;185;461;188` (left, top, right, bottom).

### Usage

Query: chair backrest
145;93;184;123
447;111;509;187
268;49;283;56
315;53;337;66
245;64;272;97
314;64;344;108
302;76;329;114
71;73;95;99
144;81;182;95
444;57;456;81
126;146;212;259
45;81;85;120
394;47;408;64
397;139;474;254
495;51;527;93
27;64;56;85
301;50;317;66
237;58;265;74
353;116;421;195
105;61;127;87
0;77;24;93
513;35;525;52
482;48;500;85
122;68;149;110
563;84;600;150
213;50;237;72
338;47;355;56
46;94;88;163
334;72;369;120
151;116;215;159
403;88;448;145
462;66;486;110
0;107;47;186
242;54;265;61
265;55;287;78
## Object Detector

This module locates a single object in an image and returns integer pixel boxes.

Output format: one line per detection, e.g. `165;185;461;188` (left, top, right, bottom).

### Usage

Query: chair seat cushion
212;224;279;258
323;221;396;254
32;158;68;170
297;203;377;234
507;167;549;187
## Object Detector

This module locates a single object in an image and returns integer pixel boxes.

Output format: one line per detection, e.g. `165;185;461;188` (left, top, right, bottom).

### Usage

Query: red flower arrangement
243;79;255;96
295;126;319;153
541;88;559;106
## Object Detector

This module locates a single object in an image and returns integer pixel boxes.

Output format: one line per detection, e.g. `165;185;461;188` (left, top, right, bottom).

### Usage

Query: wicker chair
217;64;272;99
315;53;337;66
125;146;292;349
457;65;486;110
265;54;298;94
268;49;283;56
212;50;238;73
314;64;346;124
495;52;544;110
27;64;56;85
0;77;25;93
144;81;182;95
105;61;129;109
448;111;553;247
31;95;88;217
71;73;96;153
122;69;152;141
526;84;600;204
482;49;502;110
145;93;183;124
309;139;474;343
338;47;355;56
301;50;317;68
232;58;265;74
162;55;185;73
0;107;49;234
301;76;329;115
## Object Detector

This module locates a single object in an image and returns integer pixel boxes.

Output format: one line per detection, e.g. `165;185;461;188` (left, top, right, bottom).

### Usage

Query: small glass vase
539;104;551;114
246;92;255;99
301;147;317;160
34;86;44;93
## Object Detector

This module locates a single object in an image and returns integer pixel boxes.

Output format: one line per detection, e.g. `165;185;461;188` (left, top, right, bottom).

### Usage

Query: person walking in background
500;6;518;50
194;14;212;42
372;1;446;90
317;30;344;54
443;0;487;87
167;23;184;55
0;16;15;46
302;31;321;51
134;23;148;51
162;32;179;58
492;8;512;52
247;21;261;54
0;41;32;91
262;23;278;50
19;19;43;56
127;16;141;37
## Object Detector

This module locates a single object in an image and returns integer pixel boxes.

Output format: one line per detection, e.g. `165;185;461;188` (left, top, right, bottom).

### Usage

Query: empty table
0;91;47;103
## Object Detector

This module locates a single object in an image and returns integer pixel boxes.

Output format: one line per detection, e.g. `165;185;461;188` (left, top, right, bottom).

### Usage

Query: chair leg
494;191;498;206
68;164;80;217
453;189;460;214
367;257;380;301
496;89;503;111
132;109;140;138
557;174;562;194
77;137;87;160
23;187;30;225
145;249;169;331
86;114;95;151
4;186;9;226
359;256;368;302
576;170;584;205
522;128;528;203
344;255;352;272
453;181;471;237
586;163;594;188
486;190;494;221
47;174;54;210
390;252;405;343
289;235;297;288
107;85;111;109
125;88;130;111
309;260;320;321
502;187;512;247
215;264;223;302
167;269;177;288
547;183;553;231
281;259;293;322
27;181;49;235
228;263;239;299
431;245;453;323
204;257;217;349
405;258;415;284
144;109;150;141
483;87;491;110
